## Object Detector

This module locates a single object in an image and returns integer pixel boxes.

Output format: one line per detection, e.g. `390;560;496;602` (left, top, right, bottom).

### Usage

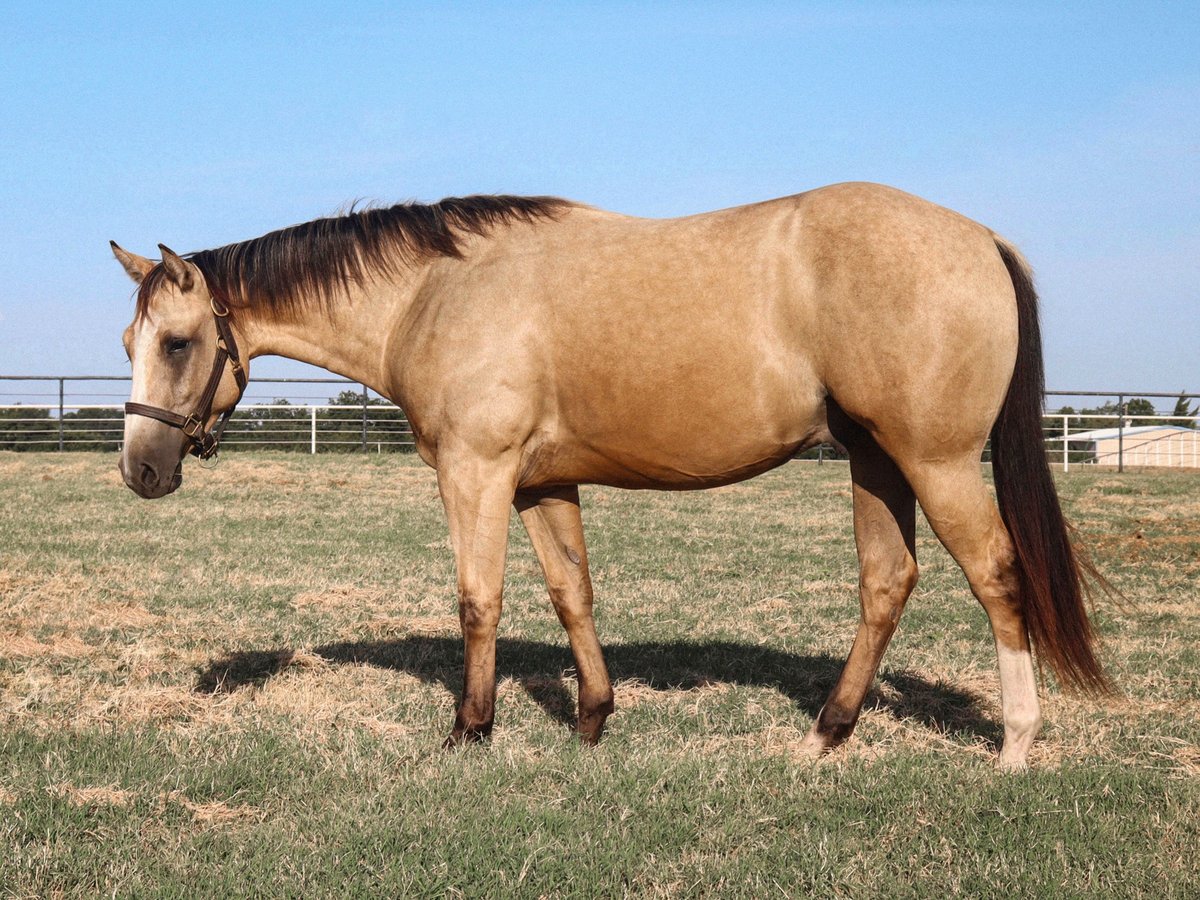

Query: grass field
1;451;1197;897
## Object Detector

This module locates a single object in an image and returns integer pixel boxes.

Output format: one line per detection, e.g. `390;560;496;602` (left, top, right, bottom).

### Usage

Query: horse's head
113;242;249;499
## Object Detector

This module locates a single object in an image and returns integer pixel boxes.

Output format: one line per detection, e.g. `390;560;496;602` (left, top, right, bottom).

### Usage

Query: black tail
990;237;1112;694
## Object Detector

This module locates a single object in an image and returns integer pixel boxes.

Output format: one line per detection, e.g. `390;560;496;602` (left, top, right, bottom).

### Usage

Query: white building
1065;425;1200;469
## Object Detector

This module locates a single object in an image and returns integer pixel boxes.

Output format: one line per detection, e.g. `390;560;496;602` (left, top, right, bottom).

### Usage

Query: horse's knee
859;554;918;629
547;581;594;627
458;590;501;633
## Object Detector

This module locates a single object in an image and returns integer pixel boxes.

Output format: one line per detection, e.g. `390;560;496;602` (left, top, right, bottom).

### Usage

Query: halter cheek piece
124;292;248;460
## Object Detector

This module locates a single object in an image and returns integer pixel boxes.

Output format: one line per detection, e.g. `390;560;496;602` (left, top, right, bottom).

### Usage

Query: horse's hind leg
799;432;918;756
515;486;615;743
904;460;1042;769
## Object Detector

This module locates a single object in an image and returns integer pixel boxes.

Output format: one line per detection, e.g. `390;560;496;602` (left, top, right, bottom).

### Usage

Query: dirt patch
0;633;95;658
163;791;265;825
29;780;264;826
92;602;160;627
395;615;459;635
95;685;211;725
1172;745;1200;776
292;585;387;609
48;783;134;807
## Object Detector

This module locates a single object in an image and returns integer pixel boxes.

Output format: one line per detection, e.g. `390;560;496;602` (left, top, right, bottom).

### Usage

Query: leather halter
124;291;248;460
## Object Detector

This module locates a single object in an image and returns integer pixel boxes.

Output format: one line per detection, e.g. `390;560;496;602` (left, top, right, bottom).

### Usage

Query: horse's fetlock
1006;708;1042;740
581;687;615;716
453;697;495;735
815;703;859;744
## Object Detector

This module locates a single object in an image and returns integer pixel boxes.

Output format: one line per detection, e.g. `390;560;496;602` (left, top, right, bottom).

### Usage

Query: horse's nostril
140;462;159;490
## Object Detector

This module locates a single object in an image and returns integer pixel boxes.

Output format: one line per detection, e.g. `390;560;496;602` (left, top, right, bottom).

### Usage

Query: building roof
1065;425;1196;441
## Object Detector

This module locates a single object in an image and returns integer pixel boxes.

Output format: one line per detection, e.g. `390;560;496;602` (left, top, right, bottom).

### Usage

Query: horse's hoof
575;696;614;746
442;727;490;749
575;725;603;746
996;751;1030;773
795;729;835;759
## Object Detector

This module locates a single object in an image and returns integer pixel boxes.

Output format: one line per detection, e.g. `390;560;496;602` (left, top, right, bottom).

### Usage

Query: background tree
222;399;308;452
0;406;53;451
1053;397;1163;432
1169;392;1198;428
1124;398;1156;418
61;407;124;451
322;390;413;452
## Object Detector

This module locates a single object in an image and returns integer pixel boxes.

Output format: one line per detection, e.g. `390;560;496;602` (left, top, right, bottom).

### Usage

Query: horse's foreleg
437;455;519;747
516;486;614;743
800;437;918;756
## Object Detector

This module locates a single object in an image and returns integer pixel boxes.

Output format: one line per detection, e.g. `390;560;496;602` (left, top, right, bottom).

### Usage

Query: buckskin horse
113;182;1109;768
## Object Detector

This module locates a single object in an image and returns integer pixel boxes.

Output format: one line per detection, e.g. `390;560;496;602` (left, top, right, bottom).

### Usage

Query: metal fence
0;375;414;453
1040;414;1199;471
1041;390;1200;473
0;403;415;453
2;377;1197;468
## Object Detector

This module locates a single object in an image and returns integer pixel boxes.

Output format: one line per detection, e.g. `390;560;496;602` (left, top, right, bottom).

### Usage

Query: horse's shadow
195;635;1001;747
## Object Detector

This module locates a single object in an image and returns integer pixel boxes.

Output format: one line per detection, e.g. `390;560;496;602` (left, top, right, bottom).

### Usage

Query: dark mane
136;195;573;320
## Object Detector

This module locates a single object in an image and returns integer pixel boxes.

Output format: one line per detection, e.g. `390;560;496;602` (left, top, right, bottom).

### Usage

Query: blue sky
1;1;1196;405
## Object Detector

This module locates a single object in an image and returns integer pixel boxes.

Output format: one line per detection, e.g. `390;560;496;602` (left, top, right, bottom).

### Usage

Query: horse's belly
526;393;830;490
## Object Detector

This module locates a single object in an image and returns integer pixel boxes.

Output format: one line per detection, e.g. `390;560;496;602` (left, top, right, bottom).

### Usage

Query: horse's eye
166;338;191;354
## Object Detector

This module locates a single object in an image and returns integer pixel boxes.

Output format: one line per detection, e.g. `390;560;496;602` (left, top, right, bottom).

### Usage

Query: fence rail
0;374;408;454
0;403;414;453
1039;414;1199;471
2;377;1197;467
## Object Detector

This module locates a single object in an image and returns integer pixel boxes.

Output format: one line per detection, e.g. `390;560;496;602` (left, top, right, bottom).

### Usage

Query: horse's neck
238;269;425;395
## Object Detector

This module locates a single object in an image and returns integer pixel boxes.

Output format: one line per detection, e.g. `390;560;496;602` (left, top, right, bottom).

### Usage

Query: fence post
1062;414;1069;473
361;385;368;453
1117;394;1124;473
310;406;317;454
57;378;65;451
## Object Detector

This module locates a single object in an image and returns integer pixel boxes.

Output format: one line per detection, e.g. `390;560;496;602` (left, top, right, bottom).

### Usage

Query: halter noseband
124;291;248;460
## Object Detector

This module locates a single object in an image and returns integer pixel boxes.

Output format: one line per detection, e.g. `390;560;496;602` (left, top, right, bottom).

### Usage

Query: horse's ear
110;241;155;284
157;244;195;292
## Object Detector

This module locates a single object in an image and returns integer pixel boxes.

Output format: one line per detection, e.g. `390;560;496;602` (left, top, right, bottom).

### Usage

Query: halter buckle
181;415;205;438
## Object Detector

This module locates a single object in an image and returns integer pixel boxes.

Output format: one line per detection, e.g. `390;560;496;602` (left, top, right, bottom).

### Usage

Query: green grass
1;452;1197;897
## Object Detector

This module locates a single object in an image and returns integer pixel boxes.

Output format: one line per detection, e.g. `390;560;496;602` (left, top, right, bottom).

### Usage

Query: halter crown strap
124;289;248;460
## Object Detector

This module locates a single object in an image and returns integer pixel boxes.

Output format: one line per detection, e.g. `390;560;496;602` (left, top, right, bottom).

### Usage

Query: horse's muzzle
118;456;184;499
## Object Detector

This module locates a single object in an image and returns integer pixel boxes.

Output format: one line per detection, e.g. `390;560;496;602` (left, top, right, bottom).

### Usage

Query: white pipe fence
1043;414;1200;471
0;403;414;453
1;377;1197;467
3;405;1198;467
